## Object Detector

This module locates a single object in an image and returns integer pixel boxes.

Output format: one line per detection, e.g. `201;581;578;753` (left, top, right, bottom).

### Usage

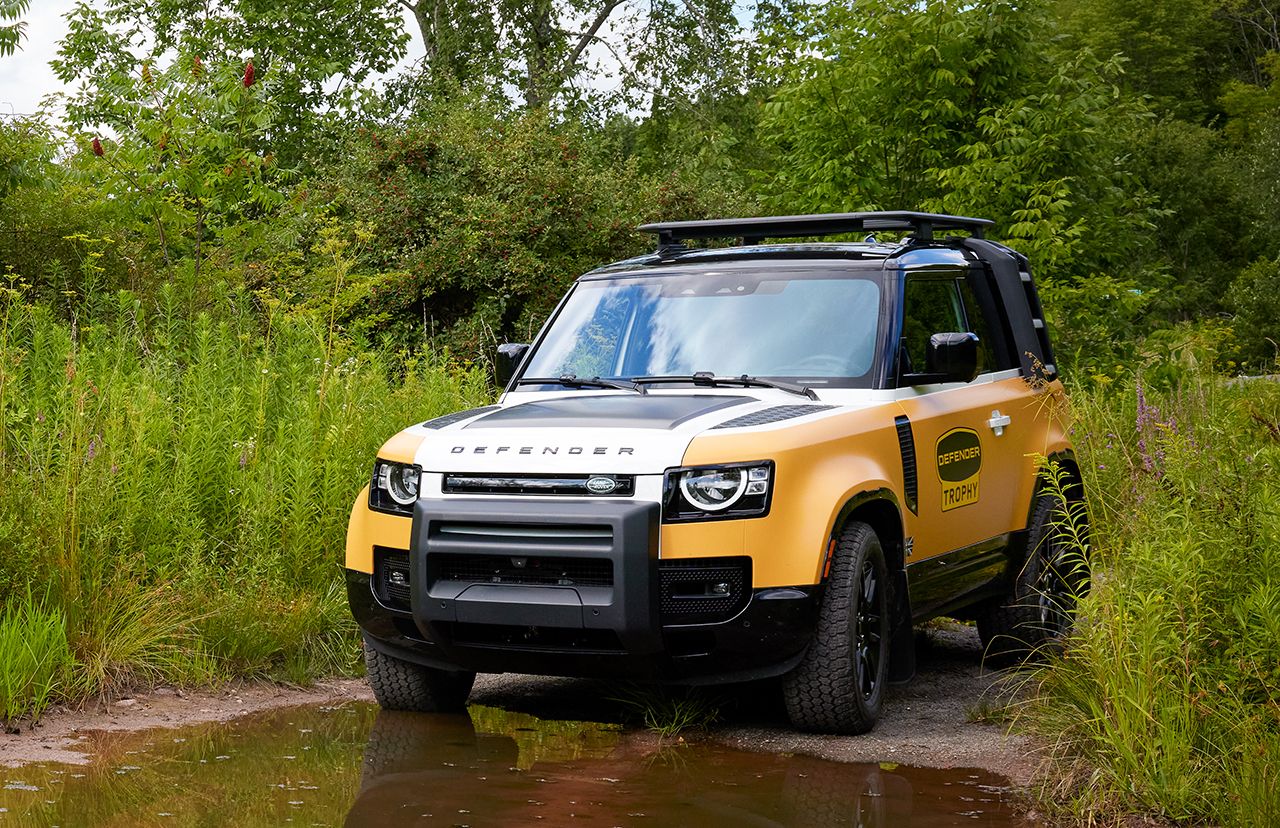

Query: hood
414;394;754;474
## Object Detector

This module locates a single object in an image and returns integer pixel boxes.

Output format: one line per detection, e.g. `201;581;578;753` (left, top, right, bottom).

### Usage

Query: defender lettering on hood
449;445;636;455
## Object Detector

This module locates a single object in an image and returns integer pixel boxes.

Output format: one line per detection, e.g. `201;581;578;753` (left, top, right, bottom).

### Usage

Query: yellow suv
344;211;1087;734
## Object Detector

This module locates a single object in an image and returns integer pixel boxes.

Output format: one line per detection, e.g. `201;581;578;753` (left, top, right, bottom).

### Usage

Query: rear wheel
363;635;475;712
978;492;1089;665
784;521;891;734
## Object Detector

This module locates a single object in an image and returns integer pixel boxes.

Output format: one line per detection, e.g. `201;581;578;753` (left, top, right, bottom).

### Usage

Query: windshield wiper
633;372;818;400
515;374;646;394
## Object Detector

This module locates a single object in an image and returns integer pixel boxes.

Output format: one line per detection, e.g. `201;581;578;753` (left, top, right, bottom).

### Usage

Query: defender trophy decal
936;427;982;511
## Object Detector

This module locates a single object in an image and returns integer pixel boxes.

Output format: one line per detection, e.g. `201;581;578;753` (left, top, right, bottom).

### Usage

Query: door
893;271;1040;616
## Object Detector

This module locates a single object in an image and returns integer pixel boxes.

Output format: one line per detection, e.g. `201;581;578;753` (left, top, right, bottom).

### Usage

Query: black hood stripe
465;395;752;431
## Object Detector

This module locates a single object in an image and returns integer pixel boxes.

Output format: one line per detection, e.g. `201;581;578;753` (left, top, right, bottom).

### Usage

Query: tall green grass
0;592;75;724
0;285;489;723
1021;367;1280;827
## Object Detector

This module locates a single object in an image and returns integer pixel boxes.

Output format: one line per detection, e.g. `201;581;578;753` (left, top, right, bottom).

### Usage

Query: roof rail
638;211;993;251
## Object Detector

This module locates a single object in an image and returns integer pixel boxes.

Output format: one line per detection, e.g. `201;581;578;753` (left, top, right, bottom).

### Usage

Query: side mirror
926;332;979;383
495;343;530;388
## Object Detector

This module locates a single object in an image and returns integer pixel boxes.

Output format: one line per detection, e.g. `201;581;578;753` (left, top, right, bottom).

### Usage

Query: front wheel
783;521;891;734
363;635;475;712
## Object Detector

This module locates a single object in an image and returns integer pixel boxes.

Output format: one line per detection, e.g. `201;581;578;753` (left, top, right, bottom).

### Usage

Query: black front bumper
347;498;819;684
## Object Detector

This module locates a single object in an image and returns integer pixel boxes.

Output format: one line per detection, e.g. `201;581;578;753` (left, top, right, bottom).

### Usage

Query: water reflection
348;708;1021;827
0;702;1024;827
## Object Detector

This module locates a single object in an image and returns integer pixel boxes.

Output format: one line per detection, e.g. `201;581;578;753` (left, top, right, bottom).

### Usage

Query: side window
901;277;964;375
957;279;994;374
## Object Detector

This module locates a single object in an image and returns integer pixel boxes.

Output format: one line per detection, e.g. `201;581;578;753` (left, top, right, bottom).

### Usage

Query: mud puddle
0;701;1029;826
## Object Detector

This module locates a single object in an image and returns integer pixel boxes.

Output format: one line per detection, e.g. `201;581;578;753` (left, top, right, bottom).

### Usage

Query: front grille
433;521;614;552
659;557;751;625
442;473;635;497
433;553;613;587
373;547;412;612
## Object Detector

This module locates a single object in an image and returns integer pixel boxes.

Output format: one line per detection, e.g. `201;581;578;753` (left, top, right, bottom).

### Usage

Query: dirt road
1;621;1036;782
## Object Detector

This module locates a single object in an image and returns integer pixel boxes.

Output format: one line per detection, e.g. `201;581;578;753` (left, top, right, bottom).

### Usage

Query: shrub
1021;370;1280;827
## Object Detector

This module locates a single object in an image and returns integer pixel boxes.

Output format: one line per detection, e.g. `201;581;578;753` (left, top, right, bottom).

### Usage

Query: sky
0;0;76;118
0;0;429;121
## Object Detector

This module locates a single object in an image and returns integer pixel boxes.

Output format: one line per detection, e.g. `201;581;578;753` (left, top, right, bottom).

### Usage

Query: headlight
664;461;773;522
369;459;421;515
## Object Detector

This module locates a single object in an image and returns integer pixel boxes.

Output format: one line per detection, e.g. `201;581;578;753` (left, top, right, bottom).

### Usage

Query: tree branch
565;0;623;74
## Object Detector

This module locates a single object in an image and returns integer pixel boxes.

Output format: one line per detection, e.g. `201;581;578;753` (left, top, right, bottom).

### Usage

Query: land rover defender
344;211;1087;734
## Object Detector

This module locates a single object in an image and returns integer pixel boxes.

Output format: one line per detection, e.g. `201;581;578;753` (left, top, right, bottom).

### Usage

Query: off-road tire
978;493;1089;666
363;635;475;712
783;521;891;734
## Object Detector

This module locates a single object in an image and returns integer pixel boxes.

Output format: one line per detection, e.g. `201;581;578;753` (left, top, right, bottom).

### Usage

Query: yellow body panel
895;375;1068;559
344;431;427;574
345;485;411;573
674;407;901;588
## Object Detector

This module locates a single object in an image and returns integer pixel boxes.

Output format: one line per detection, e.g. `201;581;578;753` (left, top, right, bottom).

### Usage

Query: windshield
521;268;883;387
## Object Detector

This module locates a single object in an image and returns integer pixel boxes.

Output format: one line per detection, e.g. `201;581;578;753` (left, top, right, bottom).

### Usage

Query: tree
759;0;1159;286
1049;0;1228;121
394;0;751;111
0;0;28;57
52;0;409;167
74;54;289;281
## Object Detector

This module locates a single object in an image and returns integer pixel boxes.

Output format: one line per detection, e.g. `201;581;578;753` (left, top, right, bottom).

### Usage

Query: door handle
987;410;1011;436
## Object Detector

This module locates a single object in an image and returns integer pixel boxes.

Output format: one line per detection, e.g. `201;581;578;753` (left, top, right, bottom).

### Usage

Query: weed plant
0;282;488;724
608;684;724;737
1021;368;1280;827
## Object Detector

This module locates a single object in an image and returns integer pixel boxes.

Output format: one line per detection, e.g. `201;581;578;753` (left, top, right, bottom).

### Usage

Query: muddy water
0;703;1029;827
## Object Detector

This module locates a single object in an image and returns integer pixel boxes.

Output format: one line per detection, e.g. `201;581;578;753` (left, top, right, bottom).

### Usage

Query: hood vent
422;406;500;429
713;404;836;429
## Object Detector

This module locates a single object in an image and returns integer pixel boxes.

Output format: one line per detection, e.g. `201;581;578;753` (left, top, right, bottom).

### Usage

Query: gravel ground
469;619;1040;784
3;621;1038;784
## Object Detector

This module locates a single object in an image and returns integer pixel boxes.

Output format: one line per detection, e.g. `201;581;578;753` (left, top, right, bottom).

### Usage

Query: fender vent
422;406;499;429
894;415;918;515
712;405;836;429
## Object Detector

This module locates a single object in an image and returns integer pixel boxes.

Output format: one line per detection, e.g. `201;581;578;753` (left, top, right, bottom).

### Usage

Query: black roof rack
638;211;993;250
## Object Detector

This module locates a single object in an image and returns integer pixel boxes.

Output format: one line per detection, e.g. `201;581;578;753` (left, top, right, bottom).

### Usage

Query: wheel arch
1044;449;1085;502
829;488;916;683
831;489;906;574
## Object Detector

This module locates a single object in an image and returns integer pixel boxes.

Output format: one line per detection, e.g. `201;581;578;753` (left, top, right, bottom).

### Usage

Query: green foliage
609;684;723;736
53;0;408;167
394;0;751;112
1021;371;1280;827
1050;0;1228;120
1228;256;1280;368
759;0;1159;287
0;0;28;57
295;100;749;355
65;49;290;277
0;592;74;725
1040;275;1153;379
0;115;56;201
0;289;489;714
